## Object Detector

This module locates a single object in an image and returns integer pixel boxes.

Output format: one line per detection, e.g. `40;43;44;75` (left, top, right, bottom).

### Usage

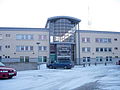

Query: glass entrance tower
45;16;81;63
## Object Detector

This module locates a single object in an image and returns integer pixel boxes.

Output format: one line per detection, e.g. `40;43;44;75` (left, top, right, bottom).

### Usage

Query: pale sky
0;0;120;32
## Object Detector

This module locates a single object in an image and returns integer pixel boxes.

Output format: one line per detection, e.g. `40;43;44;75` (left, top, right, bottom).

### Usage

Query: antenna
88;2;92;29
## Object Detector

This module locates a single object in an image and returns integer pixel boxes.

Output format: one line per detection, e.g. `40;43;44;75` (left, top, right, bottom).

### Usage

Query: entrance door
50;54;56;63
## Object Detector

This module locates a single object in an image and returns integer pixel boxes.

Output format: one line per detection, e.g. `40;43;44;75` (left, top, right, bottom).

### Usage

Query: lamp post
36;42;40;69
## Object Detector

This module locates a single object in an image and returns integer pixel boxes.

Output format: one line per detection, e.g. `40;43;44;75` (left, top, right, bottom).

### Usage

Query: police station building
0;16;120;65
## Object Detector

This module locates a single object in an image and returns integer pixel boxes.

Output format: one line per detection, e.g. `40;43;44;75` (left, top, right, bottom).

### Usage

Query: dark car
0;62;17;79
47;60;74;69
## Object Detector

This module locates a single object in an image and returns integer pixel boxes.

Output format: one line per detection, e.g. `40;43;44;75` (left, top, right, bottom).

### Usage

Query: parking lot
1;64;120;90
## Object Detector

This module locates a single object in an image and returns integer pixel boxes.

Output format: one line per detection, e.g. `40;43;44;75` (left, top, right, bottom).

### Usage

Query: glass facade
46;16;81;63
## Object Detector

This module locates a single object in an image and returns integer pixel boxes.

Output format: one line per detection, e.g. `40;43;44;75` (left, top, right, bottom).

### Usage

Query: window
39;46;47;51
5;45;10;48
39;35;47;40
100;48;103;52
0;46;2;51
16;34;33;40
6;34;10;37
20;56;29;62
96;57;103;62
43;56;47;62
96;47;112;52
83;57;91;62
114;38;117;41
95;38;111;43
114;47;118;50
104;48;107;52
82;37;90;43
108;48;112;52
39;46;42;51
25;56;29;62
20;56;24;62
38;56;47;62
82;47;91;52
0;34;3;40
30;46;33;51
0;56;2;62
16;46;34;51
115;56;118;58
106;56;112;61
43;46;47;51
96;48;99;52
83;57;86;62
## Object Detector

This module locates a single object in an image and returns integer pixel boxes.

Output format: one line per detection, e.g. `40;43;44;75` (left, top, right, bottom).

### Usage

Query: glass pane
38;56;42;62
43;56;47;62
25;56;29;62
20;56;24;62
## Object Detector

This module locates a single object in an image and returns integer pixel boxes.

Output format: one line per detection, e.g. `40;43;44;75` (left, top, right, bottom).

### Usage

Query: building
0;27;49;63
0;16;120;65
76;30;120;65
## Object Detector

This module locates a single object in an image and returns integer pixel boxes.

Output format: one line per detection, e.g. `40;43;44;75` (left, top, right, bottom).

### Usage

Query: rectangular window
43;56;47;62
25;56;29;62
82;37;90;43
38;56;42;62
96;57;103;62
16;46;33;51
96;47;112;52
39;35;47;40
108;48;112;52
30;46;33;51
16;34;33;40
5;45;10;48
82;47;91;52
6;34;10;37
96;48;99;52
83;57;90;62
0;34;3;40
0;56;2;62
21;46;24;51
43;46;47;51
95;38;111;43
104;48;107;52
106;56;112;61
20;56;24;62
0;46;2;51
39;46;42;51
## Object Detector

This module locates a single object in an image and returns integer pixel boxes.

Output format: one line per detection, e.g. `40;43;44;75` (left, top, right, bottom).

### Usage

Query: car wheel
64;66;68;69
49;66;53;69
8;76;13;79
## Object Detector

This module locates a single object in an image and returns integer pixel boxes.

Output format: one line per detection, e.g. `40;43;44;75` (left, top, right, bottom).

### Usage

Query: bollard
95;62;97;66
83;63;85;67
105;62;107;66
88;63;90;66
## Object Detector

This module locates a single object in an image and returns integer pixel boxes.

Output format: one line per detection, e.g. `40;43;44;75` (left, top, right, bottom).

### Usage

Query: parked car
47;60;74;69
0;62;17;79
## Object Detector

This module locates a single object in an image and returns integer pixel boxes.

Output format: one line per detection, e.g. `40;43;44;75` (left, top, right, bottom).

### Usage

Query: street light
36;42;40;69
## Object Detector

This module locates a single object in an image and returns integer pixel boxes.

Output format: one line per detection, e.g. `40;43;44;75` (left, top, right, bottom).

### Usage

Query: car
0;62;17;79
47;60;74;69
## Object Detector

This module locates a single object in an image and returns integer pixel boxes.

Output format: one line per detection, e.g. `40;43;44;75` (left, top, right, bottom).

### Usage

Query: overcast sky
0;0;120;32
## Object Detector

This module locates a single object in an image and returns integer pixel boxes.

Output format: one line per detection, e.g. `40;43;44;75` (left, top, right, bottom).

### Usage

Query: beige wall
0;30;49;62
76;31;120;64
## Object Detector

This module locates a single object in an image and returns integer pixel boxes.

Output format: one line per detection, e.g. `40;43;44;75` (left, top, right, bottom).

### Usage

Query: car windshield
0;62;5;66
58;60;71;63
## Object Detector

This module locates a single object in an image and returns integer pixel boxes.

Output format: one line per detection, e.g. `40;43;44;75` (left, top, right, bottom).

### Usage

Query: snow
0;64;120;90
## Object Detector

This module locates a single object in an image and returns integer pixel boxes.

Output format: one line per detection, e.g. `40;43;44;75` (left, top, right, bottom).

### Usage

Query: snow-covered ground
1;64;120;90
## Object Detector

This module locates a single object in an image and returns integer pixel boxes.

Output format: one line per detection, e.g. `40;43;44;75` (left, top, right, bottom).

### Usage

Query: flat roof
0;27;49;31
77;30;120;34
